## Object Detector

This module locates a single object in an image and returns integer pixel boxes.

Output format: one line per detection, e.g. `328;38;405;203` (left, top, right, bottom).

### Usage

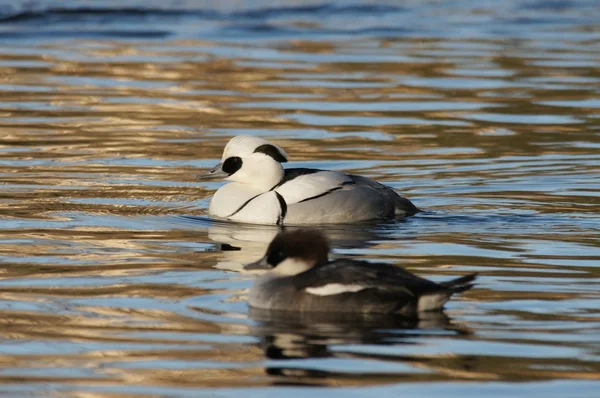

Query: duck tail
440;273;478;294
394;195;421;216
417;273;477;312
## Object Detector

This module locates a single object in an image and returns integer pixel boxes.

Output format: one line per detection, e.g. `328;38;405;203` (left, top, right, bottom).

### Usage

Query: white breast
209;183;264;218
275;171;353;204
225;191;282;225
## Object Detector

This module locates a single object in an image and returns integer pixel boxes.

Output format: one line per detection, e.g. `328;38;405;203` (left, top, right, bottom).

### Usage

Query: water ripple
0;0;599;396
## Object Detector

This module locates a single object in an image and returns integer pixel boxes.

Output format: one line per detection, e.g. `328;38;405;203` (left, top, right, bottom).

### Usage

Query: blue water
0;0;599;396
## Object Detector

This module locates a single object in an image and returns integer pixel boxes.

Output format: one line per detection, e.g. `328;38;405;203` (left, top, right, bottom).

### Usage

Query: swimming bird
244;229;477;315
197;135;419;225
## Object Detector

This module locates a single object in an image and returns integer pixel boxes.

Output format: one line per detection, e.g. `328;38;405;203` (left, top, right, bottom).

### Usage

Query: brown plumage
245;229;477;315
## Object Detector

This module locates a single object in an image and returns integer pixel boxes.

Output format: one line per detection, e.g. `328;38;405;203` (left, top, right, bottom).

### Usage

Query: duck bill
197;163;228;180
244;256;272;271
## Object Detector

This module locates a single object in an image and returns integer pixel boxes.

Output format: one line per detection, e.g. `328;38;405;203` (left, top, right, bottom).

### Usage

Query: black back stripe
270;168;322;191
227;193;262;218
298;187;342;203
298;181;355;203
254;144;288;163
275;191;287;225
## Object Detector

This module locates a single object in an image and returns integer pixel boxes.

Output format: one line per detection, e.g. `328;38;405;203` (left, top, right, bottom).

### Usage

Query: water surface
0;1;599;397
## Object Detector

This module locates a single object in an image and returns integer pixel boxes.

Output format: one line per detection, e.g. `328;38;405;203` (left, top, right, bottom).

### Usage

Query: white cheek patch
306;283;366;296
274;258;312;276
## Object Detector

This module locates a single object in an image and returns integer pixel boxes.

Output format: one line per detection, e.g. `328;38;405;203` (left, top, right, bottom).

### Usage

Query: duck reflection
248;308;468;385
206;219;403;272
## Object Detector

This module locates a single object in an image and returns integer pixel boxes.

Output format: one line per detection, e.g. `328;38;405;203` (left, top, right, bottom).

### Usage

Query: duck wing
274;169;419;223
292;260;442;297
273;168;355;204
347;174;420;216
292;260;477;313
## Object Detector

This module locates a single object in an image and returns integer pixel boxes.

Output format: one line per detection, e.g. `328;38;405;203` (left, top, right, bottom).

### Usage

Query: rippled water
0;0;599;396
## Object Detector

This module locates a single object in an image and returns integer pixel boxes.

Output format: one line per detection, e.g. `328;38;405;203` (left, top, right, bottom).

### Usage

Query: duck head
244;229;330;275
198;135;289;190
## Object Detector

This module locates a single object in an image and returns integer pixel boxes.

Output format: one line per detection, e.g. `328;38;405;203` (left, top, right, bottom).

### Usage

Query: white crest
222;135;289;162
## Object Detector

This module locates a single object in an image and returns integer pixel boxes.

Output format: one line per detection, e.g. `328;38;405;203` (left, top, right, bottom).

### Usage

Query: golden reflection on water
0;3;599;395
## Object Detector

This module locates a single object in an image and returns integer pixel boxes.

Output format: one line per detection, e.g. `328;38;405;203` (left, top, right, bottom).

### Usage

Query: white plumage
274;171;352;204
417;294;448;312
306;283;367;296
198;135;419;225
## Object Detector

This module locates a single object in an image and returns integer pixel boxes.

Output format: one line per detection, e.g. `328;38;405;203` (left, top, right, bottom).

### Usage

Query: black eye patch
222;156;243;175
254;144;288;163
267;250;286;267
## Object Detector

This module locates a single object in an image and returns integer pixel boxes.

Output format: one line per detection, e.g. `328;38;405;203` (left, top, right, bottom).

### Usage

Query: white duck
197;135;419;225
